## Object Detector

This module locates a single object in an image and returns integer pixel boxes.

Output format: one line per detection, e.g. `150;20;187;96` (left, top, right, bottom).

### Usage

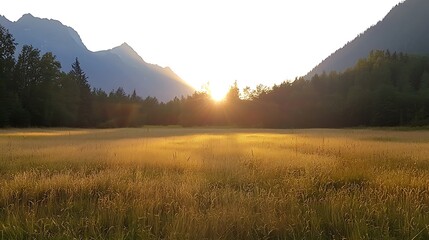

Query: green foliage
259;50;429;128
0;25;18;126
69;58;92;126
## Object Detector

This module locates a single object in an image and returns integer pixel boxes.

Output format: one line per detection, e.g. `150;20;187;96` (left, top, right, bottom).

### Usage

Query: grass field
1;128;429;239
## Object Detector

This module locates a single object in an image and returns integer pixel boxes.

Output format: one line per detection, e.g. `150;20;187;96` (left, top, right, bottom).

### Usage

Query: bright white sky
2;0;403;98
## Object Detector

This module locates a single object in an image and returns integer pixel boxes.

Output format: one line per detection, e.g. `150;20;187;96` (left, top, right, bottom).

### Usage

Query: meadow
1;127;429;239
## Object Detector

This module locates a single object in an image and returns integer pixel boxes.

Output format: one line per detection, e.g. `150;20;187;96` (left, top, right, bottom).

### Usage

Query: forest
1;24;429;128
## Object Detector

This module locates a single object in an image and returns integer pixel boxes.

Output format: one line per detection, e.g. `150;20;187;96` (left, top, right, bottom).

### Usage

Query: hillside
0;14;193;101
306;0;429;78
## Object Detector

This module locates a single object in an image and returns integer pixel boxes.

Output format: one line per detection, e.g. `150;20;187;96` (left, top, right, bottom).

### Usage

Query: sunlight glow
208;83;229;102
0;130;92;137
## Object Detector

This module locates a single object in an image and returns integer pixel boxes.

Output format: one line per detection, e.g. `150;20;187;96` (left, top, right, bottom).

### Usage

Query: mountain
0;14;194;101
306;0;429;79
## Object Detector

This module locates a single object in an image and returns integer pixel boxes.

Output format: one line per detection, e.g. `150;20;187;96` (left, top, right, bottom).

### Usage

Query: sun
209;84;229;102
211;90;227;102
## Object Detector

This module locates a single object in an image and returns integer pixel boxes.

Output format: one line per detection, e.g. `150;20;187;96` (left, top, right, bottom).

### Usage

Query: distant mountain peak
112;42;133;51
115;42;138;55
0;15;11;24
17;13;66;28
119;42;132;49
19;13;35;20
17;13;45;24
110;41;147;65
23;13;34;17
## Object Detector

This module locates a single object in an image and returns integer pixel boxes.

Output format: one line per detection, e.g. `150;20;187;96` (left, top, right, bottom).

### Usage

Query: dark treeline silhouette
1;25;429;128
274;50;429;128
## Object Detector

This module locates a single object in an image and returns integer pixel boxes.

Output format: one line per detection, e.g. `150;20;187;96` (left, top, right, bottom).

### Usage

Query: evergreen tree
37;52;62;126
14;45;41;95
69;58;92;126
0;25;16;83
0;25;16;126
13;45;42;125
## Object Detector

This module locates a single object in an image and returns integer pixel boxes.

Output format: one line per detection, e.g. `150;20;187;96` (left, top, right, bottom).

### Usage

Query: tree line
1;25;429;128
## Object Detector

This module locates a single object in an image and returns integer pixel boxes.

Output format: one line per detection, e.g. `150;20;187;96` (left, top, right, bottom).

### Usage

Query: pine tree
13;45;42;125
0;25;16;81
70;58;89;90
69;58;92;126
0;25;16;126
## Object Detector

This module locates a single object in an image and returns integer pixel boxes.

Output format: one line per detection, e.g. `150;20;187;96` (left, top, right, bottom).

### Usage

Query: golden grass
1;128;429;239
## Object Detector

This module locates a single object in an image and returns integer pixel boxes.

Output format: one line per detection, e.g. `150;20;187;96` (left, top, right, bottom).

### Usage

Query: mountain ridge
306;0;429;79
0;14;193;101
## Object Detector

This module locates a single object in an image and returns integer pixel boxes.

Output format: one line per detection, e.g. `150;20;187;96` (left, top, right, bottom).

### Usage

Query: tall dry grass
0;128;429;239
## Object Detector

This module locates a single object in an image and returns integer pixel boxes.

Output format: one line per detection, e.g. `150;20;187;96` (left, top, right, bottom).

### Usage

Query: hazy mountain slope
306;0;429;78
0;14;193;101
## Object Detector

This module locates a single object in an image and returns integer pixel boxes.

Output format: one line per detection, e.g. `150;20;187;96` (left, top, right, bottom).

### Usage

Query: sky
1;0;404;98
